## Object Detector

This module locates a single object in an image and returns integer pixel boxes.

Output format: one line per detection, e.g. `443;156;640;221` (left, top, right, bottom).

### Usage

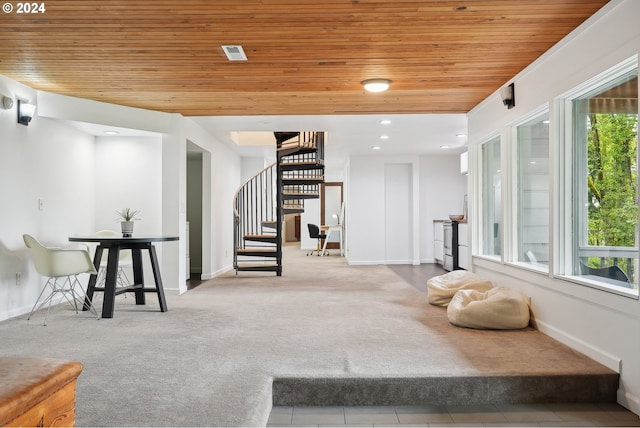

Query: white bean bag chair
447;287;530;330
427;270;493;307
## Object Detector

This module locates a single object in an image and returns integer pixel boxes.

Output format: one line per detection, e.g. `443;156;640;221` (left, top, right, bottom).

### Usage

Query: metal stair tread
283;209;304;215
243;234;278;242
282;192;319;200
237;247;277;252
281;176;324;181
277;145;317;158
234;263;280;272
279;161;324;171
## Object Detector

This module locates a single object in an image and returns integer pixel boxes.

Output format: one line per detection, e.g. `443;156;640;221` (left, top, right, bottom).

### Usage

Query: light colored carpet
0;244;616;427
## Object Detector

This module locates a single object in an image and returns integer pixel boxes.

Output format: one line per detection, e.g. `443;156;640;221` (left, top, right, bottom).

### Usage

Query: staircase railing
233;131;325;275
233;162;278;268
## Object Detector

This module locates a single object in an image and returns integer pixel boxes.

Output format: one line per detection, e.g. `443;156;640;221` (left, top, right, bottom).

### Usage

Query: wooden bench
0;357;82;427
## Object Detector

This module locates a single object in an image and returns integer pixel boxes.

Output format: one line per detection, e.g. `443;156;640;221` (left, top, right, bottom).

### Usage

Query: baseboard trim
0;303;34;322
618;389;640;416
201;264;234;280
535;320;621;373
347;260;384;266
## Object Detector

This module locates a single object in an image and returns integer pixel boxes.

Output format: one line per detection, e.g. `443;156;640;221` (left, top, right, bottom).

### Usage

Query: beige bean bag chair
427;270;493;307
447;287;530;330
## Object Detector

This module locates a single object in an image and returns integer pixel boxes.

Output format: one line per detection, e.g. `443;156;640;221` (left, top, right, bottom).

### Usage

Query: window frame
555;55;639;298
478;135;503;261
507;107;551;274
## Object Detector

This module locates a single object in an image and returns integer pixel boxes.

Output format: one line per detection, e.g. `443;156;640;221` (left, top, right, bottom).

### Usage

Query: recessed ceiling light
456;133;467;137
380;135;389;140
440;145;450;149
372;146;382;150
221;45;248;61
362;79;391;93
104;130;120;135
380;119;392;125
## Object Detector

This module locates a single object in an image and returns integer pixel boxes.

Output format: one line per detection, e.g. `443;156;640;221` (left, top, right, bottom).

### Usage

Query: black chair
307;224;328;256
580;262;631;286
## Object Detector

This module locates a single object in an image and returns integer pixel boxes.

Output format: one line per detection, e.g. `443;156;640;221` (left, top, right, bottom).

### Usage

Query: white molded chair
23;234;98;325
91;230;133;290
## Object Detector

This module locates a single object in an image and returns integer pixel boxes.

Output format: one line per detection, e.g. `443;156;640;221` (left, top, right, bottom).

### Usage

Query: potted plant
116;208;140;237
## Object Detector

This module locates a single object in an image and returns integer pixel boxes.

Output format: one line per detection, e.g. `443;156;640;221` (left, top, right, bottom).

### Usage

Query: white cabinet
457;222;469;270
434;221;444;265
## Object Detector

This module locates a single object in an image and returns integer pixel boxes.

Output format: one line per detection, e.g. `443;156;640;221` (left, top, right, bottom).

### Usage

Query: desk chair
307;223;328;256
23;234;98;325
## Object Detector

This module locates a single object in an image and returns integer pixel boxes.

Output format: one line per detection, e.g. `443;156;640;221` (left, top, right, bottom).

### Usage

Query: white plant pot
121;221;134;237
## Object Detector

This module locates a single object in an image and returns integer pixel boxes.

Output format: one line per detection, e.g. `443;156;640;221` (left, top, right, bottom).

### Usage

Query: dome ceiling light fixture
362;79;391;93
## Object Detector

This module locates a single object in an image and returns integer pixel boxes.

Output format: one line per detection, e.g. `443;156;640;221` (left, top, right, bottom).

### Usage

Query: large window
481;137;501;257
516;114;550;268
570;69;638;293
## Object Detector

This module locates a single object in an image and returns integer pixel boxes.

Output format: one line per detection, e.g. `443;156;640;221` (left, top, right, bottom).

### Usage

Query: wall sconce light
17;100;36;125
332;213;340;225
2;95;14;110
362;79;391;93
499;83;515;109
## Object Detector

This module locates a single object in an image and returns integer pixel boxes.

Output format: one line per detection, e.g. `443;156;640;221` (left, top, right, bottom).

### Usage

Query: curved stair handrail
233;131;325;275
233;161;277;219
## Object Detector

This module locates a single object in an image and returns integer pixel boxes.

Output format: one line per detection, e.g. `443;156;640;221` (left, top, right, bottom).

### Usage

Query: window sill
557;274;639;299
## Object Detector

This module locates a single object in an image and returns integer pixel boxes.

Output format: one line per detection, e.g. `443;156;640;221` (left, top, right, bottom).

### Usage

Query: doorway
321;182;343;249
186;141;206;288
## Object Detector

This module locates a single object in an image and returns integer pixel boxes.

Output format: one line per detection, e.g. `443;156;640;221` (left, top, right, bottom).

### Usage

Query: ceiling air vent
221;45;248;61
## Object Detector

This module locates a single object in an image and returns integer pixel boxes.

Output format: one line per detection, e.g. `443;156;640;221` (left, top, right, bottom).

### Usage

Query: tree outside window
573;73;638;290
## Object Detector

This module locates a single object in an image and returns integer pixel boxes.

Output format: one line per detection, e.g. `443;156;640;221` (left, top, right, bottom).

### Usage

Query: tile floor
268;403;640;427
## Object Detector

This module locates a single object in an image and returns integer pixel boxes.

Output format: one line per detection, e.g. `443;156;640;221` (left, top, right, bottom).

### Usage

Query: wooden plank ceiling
0;0;609;116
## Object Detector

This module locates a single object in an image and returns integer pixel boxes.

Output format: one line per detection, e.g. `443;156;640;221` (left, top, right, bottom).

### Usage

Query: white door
384;164;412;263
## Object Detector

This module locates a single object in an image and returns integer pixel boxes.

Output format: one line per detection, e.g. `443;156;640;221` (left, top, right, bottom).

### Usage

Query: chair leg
70;275;98;318
28;278;56;324
117;267;132;298
29;276;99;325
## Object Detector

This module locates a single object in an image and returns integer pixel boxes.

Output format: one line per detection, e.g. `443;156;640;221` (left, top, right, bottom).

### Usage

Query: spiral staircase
233;131;325;275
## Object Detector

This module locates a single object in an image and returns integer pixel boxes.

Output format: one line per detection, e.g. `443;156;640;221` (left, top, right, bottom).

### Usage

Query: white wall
467;0;640;415
241;156;268;183
184;118;242;279
94;136;163;233
0;73;244;318
0;76;96;320
419;155;468;263
347;154;466;265
93;136;163;284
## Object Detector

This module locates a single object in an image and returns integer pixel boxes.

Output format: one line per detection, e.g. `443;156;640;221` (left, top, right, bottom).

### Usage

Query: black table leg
148;245;168;312
102;246;120;318
132;248;146;305
83;246;102;311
